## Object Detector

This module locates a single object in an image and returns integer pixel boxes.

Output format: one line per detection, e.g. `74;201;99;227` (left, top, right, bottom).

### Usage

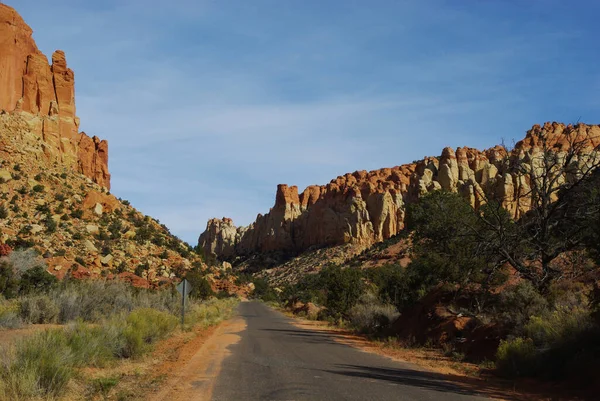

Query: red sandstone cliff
199;123;600;259
0;4;110;188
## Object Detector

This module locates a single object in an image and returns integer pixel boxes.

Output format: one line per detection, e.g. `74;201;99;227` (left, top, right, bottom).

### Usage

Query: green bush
64;321;123;367
185;297;238;329
7;329;74;398
255;278;280;302
282;273;326;306
0;299;22;329
496;306;600;380
525;307;594;347
19;266;57;295
120;309;177;358
348;292;399;334
320;265;364;316
497;281;548;332
185;271;215;300
0;261;19;298
366;263;413;311
495;337;538;378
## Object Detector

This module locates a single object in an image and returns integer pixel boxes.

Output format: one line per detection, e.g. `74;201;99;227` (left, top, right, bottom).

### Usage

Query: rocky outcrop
199;122;600;260
0;4;110;188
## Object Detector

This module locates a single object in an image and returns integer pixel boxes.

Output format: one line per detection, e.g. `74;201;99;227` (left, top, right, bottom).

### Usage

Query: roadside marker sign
177;279;192;328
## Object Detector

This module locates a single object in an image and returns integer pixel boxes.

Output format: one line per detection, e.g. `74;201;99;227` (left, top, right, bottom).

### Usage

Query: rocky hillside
200;123;600;261
0;3;242;292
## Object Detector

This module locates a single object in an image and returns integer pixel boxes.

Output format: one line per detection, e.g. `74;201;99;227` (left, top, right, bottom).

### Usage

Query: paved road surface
211;302;490;401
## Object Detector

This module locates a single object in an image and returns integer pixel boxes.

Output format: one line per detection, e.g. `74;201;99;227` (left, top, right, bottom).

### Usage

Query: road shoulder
147;314;247;401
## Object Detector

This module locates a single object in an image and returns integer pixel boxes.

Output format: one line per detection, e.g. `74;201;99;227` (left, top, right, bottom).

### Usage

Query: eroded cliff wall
199;123;600;259
0;4;110;188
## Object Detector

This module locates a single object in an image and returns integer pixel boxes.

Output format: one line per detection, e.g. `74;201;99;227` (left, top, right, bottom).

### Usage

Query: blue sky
12;0;600;244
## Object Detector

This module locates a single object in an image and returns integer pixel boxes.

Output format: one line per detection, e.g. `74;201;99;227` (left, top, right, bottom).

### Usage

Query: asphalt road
211;302;491;401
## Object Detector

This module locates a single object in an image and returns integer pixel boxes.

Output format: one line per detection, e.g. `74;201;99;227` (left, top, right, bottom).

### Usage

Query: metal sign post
176;279;192;330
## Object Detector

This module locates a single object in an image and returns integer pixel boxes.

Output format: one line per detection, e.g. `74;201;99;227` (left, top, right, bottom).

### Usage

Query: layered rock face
0;4;110;188
199;123;600;259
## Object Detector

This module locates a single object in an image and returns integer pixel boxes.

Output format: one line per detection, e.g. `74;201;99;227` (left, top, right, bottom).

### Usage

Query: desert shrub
495;337;538;378
44;216;57;233
54;281;136;323
366;263;413;311
348;292;399;334
251;277;279;302
496;303;600;380
235;273;252;285
120;309;177;358
320;264;364;316
525;307;594;347
524;308;600;381
0;205;7;219
0;250;57;298
108;219;123;238
19;295;59;324
135;225;153;243
496;281;548;332
63;321;124;367
2;249;45;278
0;300;22;329
151;235;165;246
91;376;120;398
50;280;179;323
0;261;18;298
185;270;215;300
70;209;83;219
7;330;74;397
19;266;57;294
32;184;44;193
185;297;238;329
281;273;327;306
134;263;148;277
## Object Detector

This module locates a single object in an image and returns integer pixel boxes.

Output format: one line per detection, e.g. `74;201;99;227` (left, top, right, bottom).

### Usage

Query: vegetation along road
202;302;490;401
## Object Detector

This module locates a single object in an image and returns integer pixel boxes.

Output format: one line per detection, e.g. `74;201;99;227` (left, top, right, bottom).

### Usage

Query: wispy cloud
12;0;600;242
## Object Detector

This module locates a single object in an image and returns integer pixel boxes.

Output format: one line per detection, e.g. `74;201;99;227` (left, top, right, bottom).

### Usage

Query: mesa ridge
199;122;600;260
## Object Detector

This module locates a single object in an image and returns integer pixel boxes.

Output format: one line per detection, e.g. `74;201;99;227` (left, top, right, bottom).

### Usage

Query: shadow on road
261;328;345;346
323;364;486;398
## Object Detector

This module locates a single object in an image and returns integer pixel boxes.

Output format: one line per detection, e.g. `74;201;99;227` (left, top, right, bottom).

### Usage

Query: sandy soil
0;324;63;345
147;316;246;401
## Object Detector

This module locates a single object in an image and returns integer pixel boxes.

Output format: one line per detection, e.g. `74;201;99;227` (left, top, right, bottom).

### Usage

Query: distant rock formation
199;123;600;259
0;3;110;188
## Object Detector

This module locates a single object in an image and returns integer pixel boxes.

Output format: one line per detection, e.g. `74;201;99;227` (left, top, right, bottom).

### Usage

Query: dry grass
0;297;239;400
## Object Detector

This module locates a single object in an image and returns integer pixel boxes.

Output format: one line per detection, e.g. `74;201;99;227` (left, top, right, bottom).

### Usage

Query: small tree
478;126;600;290
185;270;215;300
406;191;509;310
0;261;19;298
320;265;364;316
19;266;57;294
